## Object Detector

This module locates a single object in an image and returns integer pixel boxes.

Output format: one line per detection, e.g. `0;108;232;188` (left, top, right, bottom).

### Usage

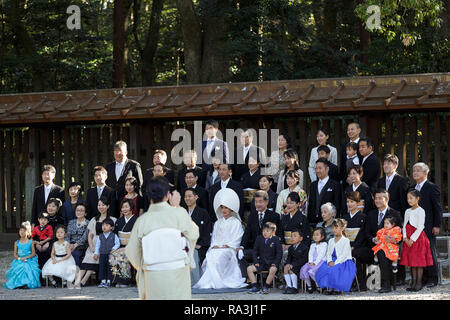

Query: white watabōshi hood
213;188;241;222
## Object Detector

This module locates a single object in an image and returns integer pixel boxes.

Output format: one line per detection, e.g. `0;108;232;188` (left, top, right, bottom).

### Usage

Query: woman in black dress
110;199;137;287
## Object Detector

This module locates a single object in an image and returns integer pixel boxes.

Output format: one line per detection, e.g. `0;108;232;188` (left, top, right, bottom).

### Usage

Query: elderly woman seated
316;202;337;241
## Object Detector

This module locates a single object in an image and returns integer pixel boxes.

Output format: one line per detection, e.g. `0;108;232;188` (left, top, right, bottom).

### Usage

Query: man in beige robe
125;177;199;299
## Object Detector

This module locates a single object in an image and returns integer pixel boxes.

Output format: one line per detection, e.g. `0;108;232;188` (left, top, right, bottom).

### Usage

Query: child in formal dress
94;218;120;288
31;212;53;253
372;216;402;272
42;225;77;287
300;227;327;293
400;189;433;292
4;222;41;289
247;222;282;294
315;219;356;294
282;229;309;294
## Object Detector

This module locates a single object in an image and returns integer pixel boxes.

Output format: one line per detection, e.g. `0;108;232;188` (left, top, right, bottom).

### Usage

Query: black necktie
258;213;263;228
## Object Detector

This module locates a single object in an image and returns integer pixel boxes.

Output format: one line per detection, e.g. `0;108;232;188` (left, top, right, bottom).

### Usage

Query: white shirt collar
207;136;216;142
221;177;230;188
416;179;427;190
319;176;329;185
349;210;359;219
352;182;361;191
44;183;53;190
378;207;388;215
362;152;373;164
351;137;360;144
124;215;134;224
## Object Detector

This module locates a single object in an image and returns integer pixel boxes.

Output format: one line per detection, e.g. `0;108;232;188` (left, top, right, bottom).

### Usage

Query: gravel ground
1;251;449;300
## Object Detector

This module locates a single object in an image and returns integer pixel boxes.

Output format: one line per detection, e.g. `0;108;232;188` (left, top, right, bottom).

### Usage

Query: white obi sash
142;228;194;271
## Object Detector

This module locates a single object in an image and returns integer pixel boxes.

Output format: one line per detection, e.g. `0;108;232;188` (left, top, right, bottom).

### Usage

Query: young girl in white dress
193;188;247;289
42;225;77;287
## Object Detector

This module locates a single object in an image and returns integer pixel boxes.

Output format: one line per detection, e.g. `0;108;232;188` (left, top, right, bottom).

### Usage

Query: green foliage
0;0;448;94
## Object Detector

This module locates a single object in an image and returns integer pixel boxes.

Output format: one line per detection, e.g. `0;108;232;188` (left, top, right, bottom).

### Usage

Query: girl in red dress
400;189;433;292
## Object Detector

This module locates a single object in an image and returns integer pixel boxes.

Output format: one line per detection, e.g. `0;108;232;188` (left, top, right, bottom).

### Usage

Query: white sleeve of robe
210;217;243;249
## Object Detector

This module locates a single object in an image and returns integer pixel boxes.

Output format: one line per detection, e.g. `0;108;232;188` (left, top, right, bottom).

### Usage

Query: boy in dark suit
376;154;408;216
31;164;65;228
247;222;282;294
86;166;117;219
283;229;308;294
184;187;212;265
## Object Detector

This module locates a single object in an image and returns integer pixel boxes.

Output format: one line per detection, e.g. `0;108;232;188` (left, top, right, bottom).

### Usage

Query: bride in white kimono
193;188;247;289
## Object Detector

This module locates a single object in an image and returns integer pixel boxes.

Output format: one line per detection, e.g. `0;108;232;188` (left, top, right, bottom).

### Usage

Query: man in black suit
86;166;118;219
317;145;339;182
142;149;175;194
180;169;209;210
31;165;65;227
184;188;212;265
377;154;408;216
359;137;381;192
232;128;266;182
105;140;143;201
339;122;363;187
365;189;403;292
177;150;205;189
307;158;341;226
237;191;282;270
198;119;229;175
412;162;443;288
208;163;244;222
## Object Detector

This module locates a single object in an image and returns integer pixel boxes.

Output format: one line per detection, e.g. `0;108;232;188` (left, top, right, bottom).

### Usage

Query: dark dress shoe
288;287;299;294
378;288;391;293
396;279;406;286
426;282;438;288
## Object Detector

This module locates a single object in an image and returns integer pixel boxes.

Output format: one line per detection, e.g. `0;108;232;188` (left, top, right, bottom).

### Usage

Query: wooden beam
18;96;47;121
231;87;257;112
289;84;315;109
147;91;174;115
320;81;345;108
384;79;407;107
415;78;439;105
351;80;376;107
174;90;201;114
43;96;72;119
69;94;97;118
203;88;229;113
94;93;123;117
260;85;286;111
0;97;23;119
120;93;147;116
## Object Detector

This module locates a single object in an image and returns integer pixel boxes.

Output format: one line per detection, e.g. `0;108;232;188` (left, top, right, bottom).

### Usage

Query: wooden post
446;116;450;210
129;123;139;162
26;128;39;223
5;130;12;229
397;116;406;177
0;130;4;232
14;131;23;228
433;114;442;202
54;128;62;187
63;128;72;189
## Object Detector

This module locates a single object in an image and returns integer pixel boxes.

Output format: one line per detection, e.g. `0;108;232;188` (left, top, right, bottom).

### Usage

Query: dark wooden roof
0;73;449;124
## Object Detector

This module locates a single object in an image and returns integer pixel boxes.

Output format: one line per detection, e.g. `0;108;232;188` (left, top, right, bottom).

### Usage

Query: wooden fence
0;111;449;232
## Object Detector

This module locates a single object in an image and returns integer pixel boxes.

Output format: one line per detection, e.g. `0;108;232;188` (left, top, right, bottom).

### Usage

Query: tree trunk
176;0;202;84
6;0;44;92
113;0;126;88
141;0;164;86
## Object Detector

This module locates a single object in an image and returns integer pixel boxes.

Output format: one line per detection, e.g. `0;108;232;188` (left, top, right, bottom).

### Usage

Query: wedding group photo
0;0;449;303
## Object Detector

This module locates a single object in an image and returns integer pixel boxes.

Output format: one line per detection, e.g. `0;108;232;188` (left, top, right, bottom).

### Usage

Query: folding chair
352;257;360;293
